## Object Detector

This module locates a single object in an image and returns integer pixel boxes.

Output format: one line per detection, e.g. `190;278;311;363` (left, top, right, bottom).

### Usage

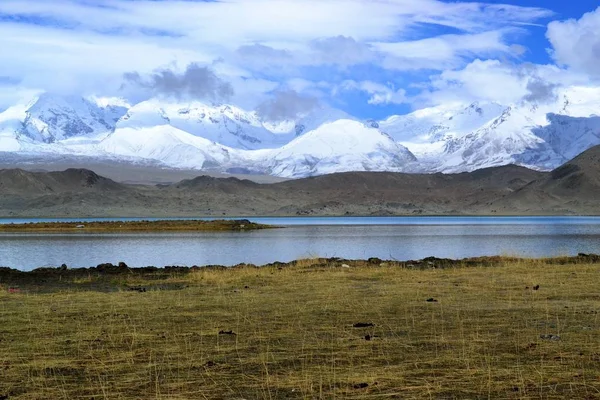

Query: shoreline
0;219;274;232
1;215;598;227
2;254;598;292
1;213;598;220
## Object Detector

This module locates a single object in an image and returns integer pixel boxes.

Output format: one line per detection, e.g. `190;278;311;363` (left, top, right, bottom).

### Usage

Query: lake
1;216;599;271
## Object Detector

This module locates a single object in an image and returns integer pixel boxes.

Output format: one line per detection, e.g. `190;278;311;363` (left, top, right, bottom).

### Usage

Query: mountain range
1;86;599;178
1;145;599;217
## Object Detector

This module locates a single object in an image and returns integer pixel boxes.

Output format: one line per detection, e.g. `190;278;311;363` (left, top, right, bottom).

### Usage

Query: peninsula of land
0;219;271;232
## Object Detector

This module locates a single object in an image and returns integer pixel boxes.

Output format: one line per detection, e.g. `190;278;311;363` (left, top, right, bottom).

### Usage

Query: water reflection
1;219;599;271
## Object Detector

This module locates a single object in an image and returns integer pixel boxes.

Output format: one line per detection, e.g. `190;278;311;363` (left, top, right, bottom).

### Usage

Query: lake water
1;216;599;271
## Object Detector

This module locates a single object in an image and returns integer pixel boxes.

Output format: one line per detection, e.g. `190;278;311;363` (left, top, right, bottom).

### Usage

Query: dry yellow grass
1;259;599;399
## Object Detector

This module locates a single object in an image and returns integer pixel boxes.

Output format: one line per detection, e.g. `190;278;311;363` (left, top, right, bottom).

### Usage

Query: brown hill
0;148;598;217
491;145;600;214
0;168;126;195
544;145;600;196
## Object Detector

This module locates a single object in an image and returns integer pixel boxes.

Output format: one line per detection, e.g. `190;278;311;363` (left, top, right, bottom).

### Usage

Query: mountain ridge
1;145;598;217
1;88;600;178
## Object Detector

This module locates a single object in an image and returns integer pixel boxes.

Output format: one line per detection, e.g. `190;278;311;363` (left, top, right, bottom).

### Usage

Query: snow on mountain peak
266;119;417;178
2;87;600;178
98;124;240;170
10;93;128;144
118;98;285;150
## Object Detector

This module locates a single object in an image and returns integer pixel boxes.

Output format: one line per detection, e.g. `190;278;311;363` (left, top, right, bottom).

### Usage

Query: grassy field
1;257;599;399
0;219;271;232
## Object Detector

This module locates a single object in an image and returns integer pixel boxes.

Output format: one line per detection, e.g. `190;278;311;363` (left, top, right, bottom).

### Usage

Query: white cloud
233;29;519;73
416;59;592;107
256;90;319;121
374;30;517;70
0;0;568;115
424;60;526;105
0;22;214;97
123;63;234;102
547;7;600;77
0;87;42;111
0;0;552;42
309;36;376;66
338;80;408;105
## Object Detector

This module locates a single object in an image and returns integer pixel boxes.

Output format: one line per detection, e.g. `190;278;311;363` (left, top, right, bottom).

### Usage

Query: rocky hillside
1;147;599;217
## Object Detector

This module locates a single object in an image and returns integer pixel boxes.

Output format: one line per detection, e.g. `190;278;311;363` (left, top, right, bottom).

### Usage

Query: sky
1;0;600;120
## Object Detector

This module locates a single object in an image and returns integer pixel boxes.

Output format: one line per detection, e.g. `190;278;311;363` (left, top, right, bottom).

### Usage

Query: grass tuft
0;257;599;398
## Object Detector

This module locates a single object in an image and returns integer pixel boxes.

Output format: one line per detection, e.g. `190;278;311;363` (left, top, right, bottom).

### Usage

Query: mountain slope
17;94;126;143
535;144;600;198
1;88;600;178
0;168;126;195
4;159;584;217
265;120;417;178
119;100;284;150
490;145;600;213
380;102;506;159
97;125;242;169
383;87;600;173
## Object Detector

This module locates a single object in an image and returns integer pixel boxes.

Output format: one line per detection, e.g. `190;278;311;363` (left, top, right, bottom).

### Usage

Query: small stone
540;334;561;341
353;322;375;328
353;383;369;389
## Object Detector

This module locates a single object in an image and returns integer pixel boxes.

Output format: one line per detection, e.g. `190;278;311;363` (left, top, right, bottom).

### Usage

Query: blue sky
1;0;599;120
489;0;600;64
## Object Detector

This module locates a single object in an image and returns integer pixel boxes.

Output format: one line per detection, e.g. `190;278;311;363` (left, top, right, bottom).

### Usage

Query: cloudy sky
1;0;600;119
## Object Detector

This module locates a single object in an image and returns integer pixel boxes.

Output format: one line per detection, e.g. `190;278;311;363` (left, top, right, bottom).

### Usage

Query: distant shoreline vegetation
0;219;274;232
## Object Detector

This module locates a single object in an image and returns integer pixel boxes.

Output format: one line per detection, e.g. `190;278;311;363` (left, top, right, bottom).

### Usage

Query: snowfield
266;120;416;178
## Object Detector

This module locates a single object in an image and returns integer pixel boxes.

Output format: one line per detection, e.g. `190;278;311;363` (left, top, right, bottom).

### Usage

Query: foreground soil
0;219;270;232
1;255;599;399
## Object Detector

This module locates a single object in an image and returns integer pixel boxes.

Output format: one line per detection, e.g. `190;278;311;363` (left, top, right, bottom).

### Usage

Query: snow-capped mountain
1;87;600;178
118;99;286;150
9;94;127;144
380;101;506;155
97;125;242;170
381;86;600;173
265;120;416;178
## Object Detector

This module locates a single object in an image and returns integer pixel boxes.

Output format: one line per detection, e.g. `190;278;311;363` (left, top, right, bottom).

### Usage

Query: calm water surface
1;217;599;271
